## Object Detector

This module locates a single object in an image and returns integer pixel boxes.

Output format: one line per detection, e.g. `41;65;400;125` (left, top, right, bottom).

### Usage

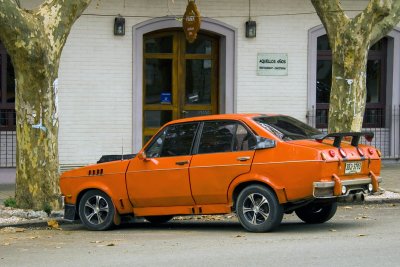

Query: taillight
339;148;347;158
329;150;336;157
368;148;375;155
357;147;364;157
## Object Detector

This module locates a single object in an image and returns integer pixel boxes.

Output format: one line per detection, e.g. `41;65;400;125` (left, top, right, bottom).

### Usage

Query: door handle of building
237;156;251;162
176;160;189;166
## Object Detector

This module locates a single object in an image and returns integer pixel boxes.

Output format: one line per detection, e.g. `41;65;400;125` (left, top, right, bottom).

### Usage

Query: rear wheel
236;185;283;232
78;190;115;230
295;202;337;224
145;215;174;224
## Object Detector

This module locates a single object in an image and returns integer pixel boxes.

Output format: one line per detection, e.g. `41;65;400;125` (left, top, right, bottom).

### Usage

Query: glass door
143;30;219;143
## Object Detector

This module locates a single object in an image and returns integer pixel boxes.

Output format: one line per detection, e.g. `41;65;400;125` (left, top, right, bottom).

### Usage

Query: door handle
237;156;251;162
176;160;189;165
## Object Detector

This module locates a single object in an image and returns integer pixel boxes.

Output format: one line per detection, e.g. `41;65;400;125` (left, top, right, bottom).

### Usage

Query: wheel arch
228;173;288;207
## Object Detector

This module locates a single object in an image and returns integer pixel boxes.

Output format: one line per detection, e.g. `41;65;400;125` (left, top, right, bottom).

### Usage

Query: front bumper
313;172;382;199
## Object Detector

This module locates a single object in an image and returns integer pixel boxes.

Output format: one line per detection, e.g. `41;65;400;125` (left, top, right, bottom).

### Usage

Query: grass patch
4;197;17;208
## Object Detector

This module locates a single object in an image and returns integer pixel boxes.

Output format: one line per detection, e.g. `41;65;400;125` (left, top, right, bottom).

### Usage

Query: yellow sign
183;0;201;43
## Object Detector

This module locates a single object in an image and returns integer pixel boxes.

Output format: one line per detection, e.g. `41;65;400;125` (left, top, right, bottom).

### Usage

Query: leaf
107;243;115;247
357;234;366;237
47;219;61;230
329;229;337;232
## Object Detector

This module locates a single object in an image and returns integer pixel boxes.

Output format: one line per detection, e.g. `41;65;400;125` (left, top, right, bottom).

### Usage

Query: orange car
60;114;381;232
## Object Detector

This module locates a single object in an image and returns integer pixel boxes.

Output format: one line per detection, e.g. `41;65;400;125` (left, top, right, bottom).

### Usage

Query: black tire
78;190;115;230
144;215;174;224
295;202;337;224
236;185;283;232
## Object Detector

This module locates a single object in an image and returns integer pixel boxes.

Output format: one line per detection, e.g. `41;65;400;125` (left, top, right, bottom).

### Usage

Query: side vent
88;169;104;176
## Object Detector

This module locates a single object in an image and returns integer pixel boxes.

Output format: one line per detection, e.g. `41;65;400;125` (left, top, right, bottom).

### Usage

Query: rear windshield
253;116;322;141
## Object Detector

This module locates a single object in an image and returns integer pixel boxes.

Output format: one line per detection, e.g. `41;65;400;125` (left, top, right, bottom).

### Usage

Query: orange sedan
60;114;381;232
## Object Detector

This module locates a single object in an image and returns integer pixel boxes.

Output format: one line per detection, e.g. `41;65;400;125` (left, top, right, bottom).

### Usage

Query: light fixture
114;15;125;36
245;0;256;38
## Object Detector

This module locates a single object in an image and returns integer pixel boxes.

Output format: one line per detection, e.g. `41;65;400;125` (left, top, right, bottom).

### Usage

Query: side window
145;123;198;158
198;121;256;154
234;124;257;151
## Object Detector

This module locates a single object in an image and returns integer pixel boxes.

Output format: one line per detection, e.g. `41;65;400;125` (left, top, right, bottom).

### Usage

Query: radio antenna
121;137;124;160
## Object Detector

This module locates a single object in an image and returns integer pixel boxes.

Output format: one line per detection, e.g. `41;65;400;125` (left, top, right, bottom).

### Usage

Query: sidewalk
0;163;399;205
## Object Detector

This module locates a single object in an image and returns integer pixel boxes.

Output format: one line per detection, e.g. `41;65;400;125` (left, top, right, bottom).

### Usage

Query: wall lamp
114;15;125;36
245;20;256;38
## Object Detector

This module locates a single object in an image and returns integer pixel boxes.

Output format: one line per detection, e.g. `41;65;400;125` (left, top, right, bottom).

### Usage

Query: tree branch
35;0;92;59
0;0;30;50
370;0;400;44
311;0;349;38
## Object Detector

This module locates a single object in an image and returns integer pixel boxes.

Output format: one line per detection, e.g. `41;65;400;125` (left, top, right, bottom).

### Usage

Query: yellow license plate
345;161;362;175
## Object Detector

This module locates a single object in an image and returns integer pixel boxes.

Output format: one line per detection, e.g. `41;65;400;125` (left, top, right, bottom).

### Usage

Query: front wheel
78;190;115;230
295;202;337;224
236;185;283;232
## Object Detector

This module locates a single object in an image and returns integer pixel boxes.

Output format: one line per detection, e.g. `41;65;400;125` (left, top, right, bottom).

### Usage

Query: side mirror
255;136;276;150
137;151;148;161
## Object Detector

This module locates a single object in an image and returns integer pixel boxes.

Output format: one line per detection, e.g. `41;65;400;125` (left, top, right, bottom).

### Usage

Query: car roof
165;113;280;125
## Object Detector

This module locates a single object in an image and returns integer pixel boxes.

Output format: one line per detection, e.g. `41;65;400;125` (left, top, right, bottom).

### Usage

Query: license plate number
345;162;362;174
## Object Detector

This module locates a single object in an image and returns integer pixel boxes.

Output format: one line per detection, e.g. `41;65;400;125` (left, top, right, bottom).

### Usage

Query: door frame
133;17;237;152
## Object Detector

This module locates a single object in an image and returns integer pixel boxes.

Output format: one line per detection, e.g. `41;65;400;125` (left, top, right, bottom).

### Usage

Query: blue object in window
160;92;172;104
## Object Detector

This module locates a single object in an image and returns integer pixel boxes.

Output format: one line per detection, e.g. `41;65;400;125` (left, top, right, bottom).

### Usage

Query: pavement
0;162;399;227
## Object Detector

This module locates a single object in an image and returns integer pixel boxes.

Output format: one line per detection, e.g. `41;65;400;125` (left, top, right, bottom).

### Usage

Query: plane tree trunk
311;0;400;133
0;0;91;209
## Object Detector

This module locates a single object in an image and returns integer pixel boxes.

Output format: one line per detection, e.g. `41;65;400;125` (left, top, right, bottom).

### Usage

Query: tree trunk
14;54;60;209
328;35;369;133
311;0;400;133
0;0;91;210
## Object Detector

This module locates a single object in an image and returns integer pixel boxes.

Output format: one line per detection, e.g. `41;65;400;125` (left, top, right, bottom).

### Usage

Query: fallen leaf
47;220;62;230
235;234;245;238
90;241;103;244
343;206;352;209
329;229;337;232
107;243;115;247
357;234;367;237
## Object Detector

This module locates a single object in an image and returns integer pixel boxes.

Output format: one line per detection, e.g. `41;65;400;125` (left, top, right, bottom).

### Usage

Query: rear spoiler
314;132;374;148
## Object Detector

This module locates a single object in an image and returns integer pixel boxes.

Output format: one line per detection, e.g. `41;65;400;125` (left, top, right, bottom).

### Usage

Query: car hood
61;160;130;179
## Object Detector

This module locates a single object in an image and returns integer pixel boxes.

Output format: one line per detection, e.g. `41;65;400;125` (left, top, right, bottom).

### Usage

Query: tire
145;215;174;224
236;185;283;232
78;190;115;231
295;202;337;224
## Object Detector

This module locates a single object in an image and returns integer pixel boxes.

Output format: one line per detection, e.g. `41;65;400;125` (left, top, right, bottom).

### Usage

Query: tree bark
311;0;400;133
0;0;91;209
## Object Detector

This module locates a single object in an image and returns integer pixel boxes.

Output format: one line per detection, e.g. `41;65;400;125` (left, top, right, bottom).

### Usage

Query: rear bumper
313;174;382;199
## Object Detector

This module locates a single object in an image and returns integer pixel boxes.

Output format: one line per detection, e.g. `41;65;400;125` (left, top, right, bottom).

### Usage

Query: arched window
316;35;387;128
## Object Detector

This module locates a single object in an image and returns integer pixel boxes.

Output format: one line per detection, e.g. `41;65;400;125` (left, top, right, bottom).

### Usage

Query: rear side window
253;116;321;141
146;123;199;158
198;121;256;154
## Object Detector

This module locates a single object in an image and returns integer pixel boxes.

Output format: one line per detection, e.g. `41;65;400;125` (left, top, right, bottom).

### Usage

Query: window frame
316;35;387;128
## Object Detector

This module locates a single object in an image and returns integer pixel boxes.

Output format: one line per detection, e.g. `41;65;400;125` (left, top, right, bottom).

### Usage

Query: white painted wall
19;0;374;166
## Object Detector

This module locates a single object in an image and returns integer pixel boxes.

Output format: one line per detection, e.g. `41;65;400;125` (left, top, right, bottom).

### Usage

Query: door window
146;123;199;158
142;31;219;144
198;121;256;154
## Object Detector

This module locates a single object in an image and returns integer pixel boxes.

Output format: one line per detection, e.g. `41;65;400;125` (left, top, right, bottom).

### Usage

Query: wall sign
257;53;288;76
183;0;201;43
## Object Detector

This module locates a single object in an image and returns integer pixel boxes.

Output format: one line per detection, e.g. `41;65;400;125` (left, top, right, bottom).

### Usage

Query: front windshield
253;116;322;141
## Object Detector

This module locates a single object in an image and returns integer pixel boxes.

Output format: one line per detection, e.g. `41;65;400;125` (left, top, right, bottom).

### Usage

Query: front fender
227;172;288;204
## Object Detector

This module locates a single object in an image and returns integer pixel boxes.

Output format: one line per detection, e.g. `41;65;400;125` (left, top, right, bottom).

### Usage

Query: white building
1;0;399;170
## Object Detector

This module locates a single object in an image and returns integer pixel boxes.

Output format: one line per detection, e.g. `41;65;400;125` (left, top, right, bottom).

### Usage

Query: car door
126;122;198;207
189;120;257;204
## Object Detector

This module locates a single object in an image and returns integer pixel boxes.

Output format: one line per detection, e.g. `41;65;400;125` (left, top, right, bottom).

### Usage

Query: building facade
1;0;399;169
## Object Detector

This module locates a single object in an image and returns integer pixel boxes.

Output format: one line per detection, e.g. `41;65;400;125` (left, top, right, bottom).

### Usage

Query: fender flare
227;172;288;204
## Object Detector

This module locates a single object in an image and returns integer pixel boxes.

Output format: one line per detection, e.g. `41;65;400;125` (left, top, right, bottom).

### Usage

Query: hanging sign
183;0;201;43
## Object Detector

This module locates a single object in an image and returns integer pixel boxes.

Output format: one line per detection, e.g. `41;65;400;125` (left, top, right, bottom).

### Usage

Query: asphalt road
1;204;399;267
